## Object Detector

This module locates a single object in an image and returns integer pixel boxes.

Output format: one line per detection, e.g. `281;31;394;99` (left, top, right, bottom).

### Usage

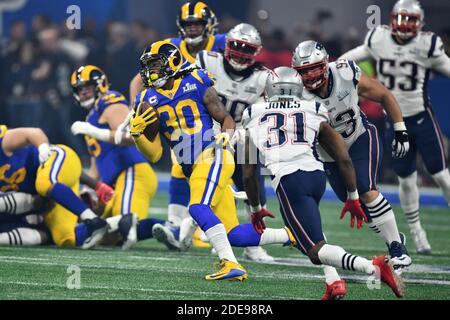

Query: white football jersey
364;25;445;117
303;59;366;162
196;50;269;128
242;98;328;188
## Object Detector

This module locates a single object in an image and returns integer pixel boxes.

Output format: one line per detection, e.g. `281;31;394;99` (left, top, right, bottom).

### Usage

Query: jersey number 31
260;112;307;149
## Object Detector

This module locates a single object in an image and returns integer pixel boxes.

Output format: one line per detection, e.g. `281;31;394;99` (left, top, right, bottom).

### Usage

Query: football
137;101;159;141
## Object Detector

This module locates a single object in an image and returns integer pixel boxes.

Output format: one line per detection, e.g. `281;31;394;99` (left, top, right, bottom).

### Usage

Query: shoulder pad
365;25;388;49
191;69;216;86
334;59;361;83
97;90;128;113
418;32;445;58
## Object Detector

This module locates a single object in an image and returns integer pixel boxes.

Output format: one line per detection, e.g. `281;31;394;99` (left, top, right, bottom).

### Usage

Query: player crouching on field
241;67;405;298
70;65;179;250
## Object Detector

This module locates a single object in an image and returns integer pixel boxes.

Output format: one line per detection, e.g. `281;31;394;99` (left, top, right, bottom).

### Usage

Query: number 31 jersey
242;99;328;188
303;59;366;162
196;50;269;128
364;25;445;117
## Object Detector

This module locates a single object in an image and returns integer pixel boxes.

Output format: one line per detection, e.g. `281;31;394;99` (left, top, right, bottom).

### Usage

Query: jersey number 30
260;112;307;149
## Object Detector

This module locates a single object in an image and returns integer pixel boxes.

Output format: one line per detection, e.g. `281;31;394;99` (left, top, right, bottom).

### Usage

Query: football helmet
176;1;214;46
70;65;109;109
225;23;262;71
292;40;329;91
140;41;183;88
265;67;303;102
391;0;424;41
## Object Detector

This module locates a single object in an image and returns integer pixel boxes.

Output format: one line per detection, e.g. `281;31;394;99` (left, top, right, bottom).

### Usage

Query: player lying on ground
70;65;178;250
178;23;275;261
0;125;111;248
242;66;405;298
340;0;450;255
126;41;297;280
292;40;411;272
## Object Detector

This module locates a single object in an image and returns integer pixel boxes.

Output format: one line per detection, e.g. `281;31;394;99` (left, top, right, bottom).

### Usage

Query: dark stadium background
1;0;449;185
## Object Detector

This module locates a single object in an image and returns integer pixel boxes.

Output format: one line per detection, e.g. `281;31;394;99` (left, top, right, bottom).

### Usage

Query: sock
399;172;422;231
365;193;401;244
49;183;96;220
137;218;166;241
205;223;238;263
0;192;34;214
168;204;189;226
227;224;261;247
0;228;42;245
75;223;88;247
260;228;289;245
323;265;341;285
179;217;197;242
432;169;450;205
189;204;221;231
318;244;375;275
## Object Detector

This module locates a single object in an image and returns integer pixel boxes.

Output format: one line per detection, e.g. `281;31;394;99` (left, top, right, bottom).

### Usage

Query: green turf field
0;192;449;300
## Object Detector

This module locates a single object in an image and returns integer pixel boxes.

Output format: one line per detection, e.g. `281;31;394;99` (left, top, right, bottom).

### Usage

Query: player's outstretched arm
358;73;409;158
2;127;51;163
339;44;372;62
242;135;274;234
318;122;367;228
430;54;450;78
203;87;235;133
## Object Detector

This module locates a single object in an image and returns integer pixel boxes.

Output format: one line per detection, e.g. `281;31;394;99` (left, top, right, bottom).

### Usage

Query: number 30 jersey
196;50;269;128
303;59;366;162
242;99;328;188
364;25;445;117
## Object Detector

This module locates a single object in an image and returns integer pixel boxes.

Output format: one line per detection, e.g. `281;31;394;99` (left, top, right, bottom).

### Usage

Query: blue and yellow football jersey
86;90;147;185
0;125;39;194
133;69;216;176
167;34;226;65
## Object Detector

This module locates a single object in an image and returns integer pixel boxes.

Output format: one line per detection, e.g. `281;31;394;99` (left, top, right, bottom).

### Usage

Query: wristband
347;190;359;200
251;204;262;213
393;122;406;131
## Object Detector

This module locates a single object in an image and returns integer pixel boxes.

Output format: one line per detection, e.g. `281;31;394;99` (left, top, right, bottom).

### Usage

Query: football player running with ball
292;41;412;273
341;0;450;254
176;23;275;262
242;67;405;299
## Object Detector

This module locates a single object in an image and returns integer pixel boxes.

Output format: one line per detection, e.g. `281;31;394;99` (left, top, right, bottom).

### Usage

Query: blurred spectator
31;15;52;43
258;28;292;69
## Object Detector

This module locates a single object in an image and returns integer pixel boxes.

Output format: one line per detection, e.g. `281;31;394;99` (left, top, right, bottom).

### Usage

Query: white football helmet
265;67;303;102
225;23;262;71
292;40;329;91
391;0;424;40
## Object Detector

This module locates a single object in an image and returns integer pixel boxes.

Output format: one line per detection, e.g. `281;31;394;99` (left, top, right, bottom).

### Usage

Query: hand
129;104;158;137
340;198;368;229
71;121;94;136
214;132;230;147
38;143;52;164
230;129;246;146
392;123;410;159
115;111;134;144
251;207;275;235
95;181;114;205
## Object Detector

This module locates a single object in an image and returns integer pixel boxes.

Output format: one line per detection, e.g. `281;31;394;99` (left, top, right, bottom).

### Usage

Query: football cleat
119;213;138;250
205;259;248;281
410;226;431;255
179;217;198;251
283;226;297;247
388;232;412;274
372;255;405;298
152;223;180;251
242;246;274;263
321;280;347;300
192;227;211;248
81;217;108;249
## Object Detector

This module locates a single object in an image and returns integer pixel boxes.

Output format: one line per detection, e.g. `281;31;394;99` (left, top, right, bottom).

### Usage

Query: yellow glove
129;102;158;137
214;132;231;147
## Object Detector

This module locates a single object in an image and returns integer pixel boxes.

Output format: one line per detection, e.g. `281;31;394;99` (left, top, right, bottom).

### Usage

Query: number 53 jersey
364;25;445;117
303;59;367;162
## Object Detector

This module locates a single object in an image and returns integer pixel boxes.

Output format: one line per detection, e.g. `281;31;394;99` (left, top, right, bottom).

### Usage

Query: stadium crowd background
1;0;449;185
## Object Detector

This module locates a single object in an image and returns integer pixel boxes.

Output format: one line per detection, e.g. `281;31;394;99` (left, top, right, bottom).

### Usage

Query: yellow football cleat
205;259;248;281
284;226;297;247
192;227;211;248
